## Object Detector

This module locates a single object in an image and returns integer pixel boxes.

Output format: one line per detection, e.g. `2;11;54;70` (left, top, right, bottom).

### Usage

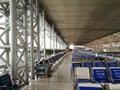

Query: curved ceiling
39;0;120;45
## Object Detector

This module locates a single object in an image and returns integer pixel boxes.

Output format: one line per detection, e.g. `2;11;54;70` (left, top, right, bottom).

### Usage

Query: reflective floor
22;53;73;90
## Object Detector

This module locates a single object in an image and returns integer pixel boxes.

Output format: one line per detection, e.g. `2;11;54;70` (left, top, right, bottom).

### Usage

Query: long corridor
22;53;73;90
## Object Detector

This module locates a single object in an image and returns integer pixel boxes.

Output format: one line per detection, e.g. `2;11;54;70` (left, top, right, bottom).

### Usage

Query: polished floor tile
22;53;73;90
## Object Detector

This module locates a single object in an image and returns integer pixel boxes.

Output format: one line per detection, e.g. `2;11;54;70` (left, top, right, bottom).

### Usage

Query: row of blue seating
72;52;120;90
0;74;23;90
72;61;118;70
72;52;104;61
92;67;120;83
73;66;120;90
49;52;66;63
36;52;66;77
73;61;120;83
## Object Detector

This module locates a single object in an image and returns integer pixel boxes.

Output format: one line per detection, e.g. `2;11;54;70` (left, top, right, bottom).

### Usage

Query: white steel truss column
54;32;57;50
15;0;29;83
36;0;40;64
10;0;31;83
58;37;61;49
43;11;46;59
50;27;52;49
52;25;55;54
28;0;40;79
62;40;64;49
59;37;61;49
40;11;47;59
0;2;10;68
10;0;17;83
23;1;28;83
29;0;34;79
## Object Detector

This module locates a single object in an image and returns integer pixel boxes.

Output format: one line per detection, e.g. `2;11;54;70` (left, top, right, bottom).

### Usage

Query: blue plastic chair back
83;62;92;67
109;67;120;83
94;62;105;67
0;74;12;86
72;63;82;70
92;67;110;83
106;61;118;67
78;87;102;90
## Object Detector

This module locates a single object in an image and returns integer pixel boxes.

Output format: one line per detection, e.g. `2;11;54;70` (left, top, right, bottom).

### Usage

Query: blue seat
72;62;82;71
106;61;118;67
83;62;92;67
0;74;12;87
36;64;49;77
94;62;105;67
72;54;82;61
78;86;102;90
0;74;23;90
87;56;93;60
93;56;100;60
76;79;90;83
51;56;56;63
49;58;54;63
77;83;102;90
109;67;120;83
92;67;110;83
